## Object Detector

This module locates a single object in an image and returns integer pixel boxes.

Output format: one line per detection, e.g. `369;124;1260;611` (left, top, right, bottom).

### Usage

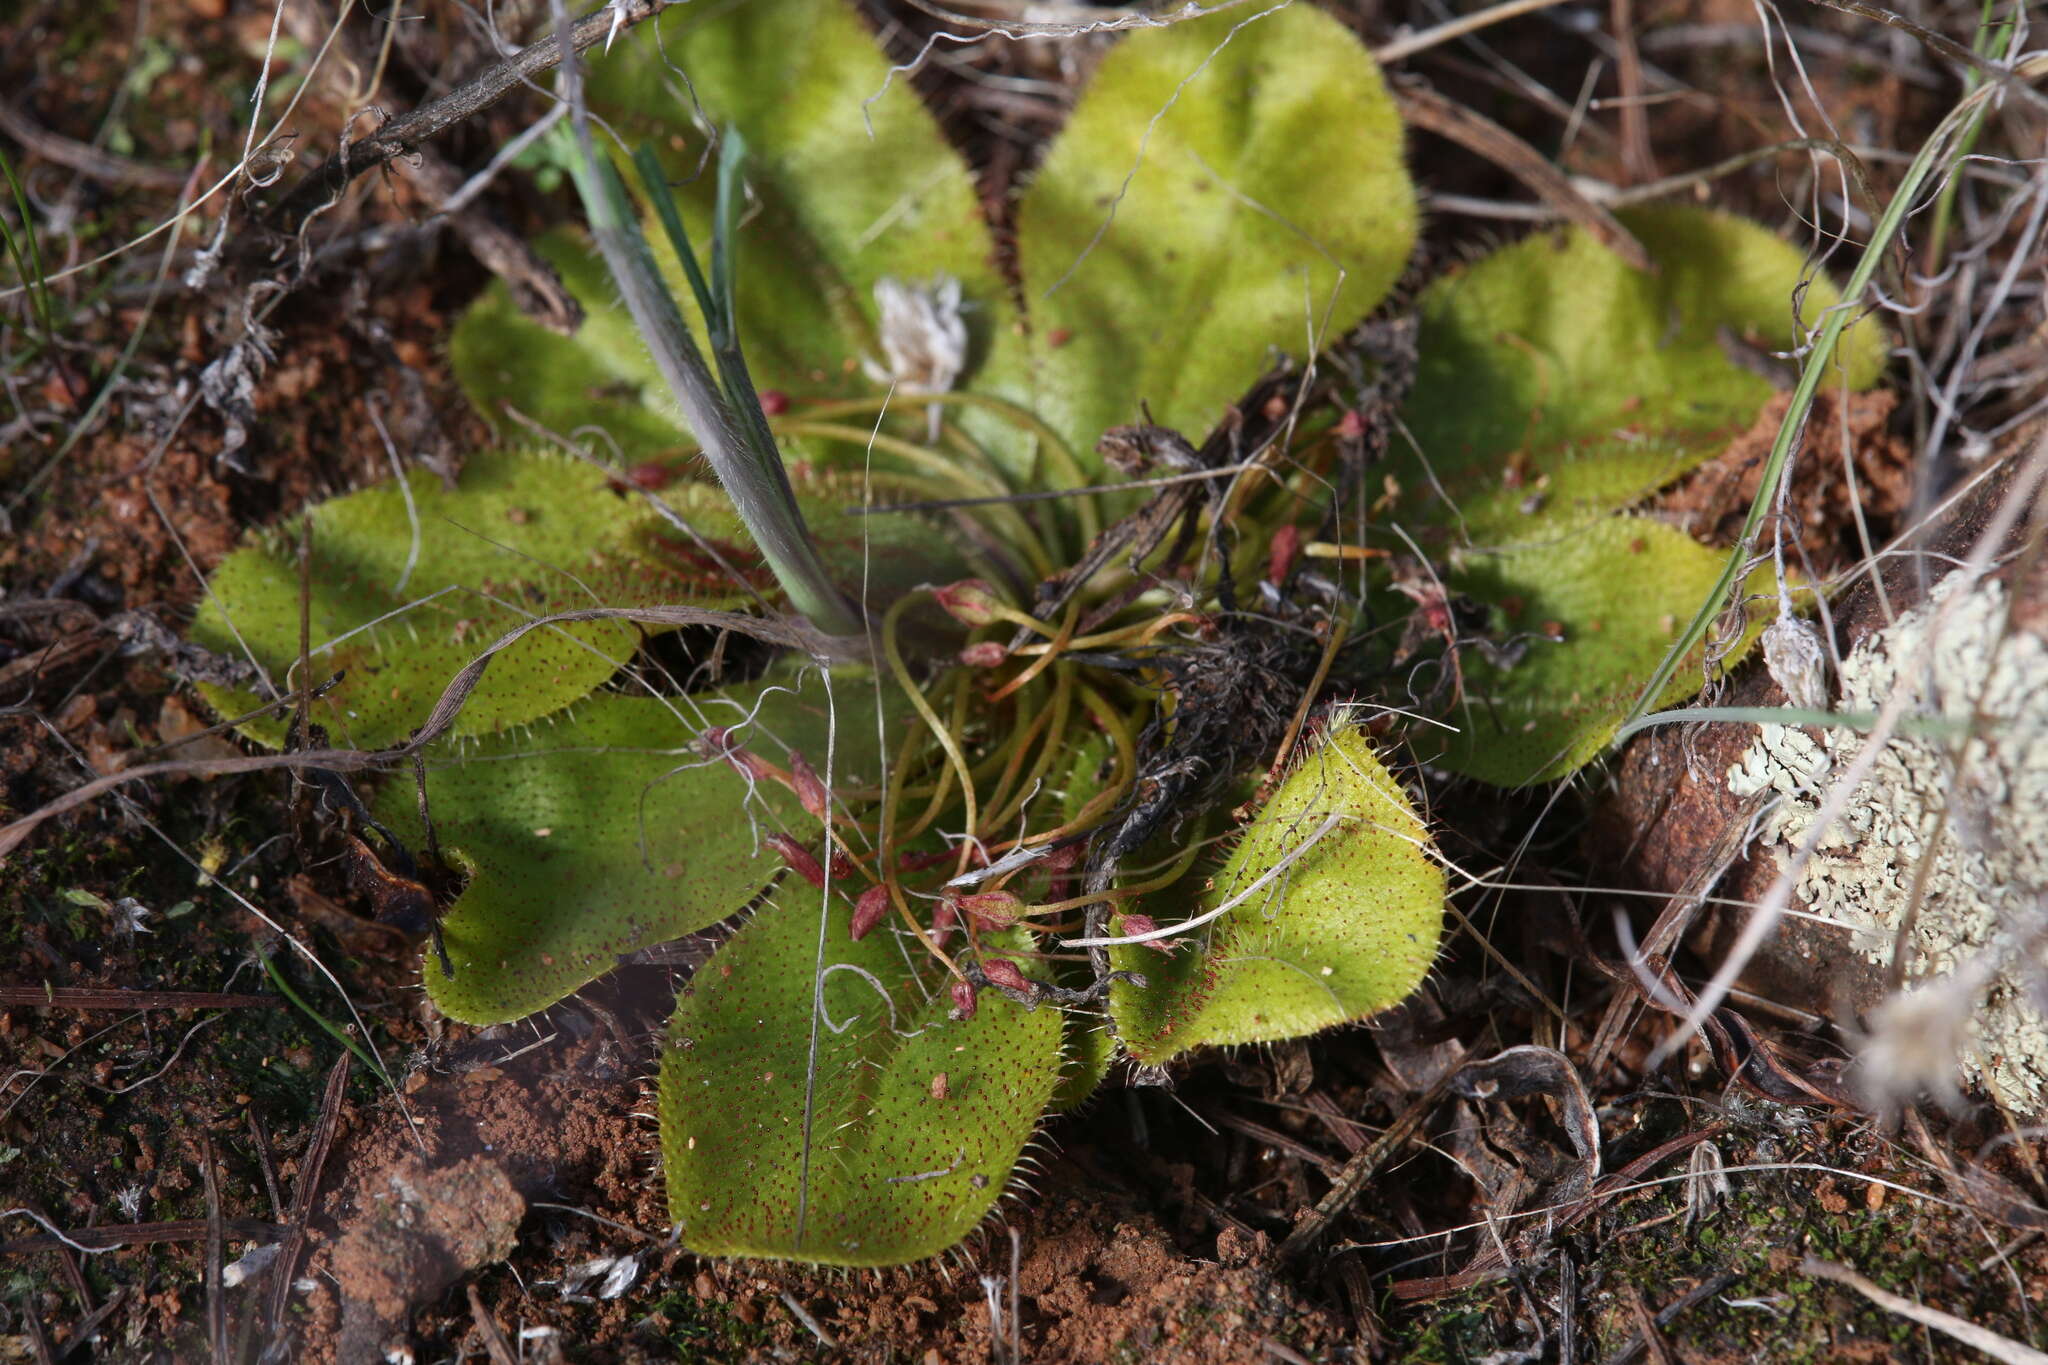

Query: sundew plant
187;0;1883;1264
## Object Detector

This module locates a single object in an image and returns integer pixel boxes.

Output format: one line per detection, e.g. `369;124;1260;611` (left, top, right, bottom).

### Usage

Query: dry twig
258;0;683;241
1393;81;1653;272
467;1284;520;1365
264;1055;350;1351
1803;1256;2048;1364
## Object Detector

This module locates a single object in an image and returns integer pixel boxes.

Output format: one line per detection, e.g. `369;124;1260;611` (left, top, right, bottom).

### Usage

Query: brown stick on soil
264;1053;350;1352
1624;1286;1680;1365
1271;1070;1457;1265
0;987;281;1010
467;1284;520;1365
0;98;190;191
1600;1273;1740;1365
54;1286;130;1361
200;1133;227;1365
0;1219;282;1256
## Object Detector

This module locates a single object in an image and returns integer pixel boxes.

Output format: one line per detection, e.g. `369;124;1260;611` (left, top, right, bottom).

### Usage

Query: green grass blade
565;124;863;638
1621;67;2036;732
632;141;722;334
0;144;55;345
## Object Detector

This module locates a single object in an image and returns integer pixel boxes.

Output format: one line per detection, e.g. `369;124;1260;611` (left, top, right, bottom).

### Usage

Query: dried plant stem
1803;1257;2048;1364
1374;0;1579;62
1394;82;1653;271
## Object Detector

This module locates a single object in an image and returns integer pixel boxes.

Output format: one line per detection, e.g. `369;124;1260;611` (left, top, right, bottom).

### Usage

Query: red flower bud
787;750;828;820
1267;523;1302;585
628;460;675;490
981;958;1030;994
829;849;857;880
1117;911;1173;952
759;389;791;417
1337;407;1367;439
932;579;1004;628
958;641;1009;669
850;884;892;941
953;890;1023;929
930;898;958;946
696;727;774;784
949;980;978;1020
1040;842;1083;875
765;833;825;889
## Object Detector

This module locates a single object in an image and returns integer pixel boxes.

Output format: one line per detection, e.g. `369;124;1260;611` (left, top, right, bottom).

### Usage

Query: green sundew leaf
584;0;1011;428
1049;1008;1116;1112
661;904;1060;1265
451;232;689;460
1420;517;1781;785
1396;205;1887;544
1110;725;1443;1065
1046;729;1116;1112
189;449;744;750
623;468;975;616
982;2;1417;482
380;668;886;1024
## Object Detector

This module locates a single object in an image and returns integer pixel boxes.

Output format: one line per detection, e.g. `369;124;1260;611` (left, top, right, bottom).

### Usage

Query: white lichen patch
1728;570;2048;1113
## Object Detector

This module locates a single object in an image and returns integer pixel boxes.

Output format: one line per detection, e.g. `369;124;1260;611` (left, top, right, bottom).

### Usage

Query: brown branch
278;0;582;333
0;1218;281;1256
200;1132;227;1365
407;152;583;333
1609;0;1657;184
1394;81;1654;273
1270;1069;1457;1266
257;0;681;240
0;986;281;1010
265;1054;349;1351
1600;1274;1740;1365
467;1285;520;1365
0;98;190;191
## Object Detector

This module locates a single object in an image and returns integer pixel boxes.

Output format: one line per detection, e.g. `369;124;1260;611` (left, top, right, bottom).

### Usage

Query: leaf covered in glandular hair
1421;517;1780;786
1393;204;1886;544
620;468;973;624
661;900;1060;1265
376;667;883;1024
1110;725;1443;1065
981;2;1417;482
187;448;746;750
1045;730;1118;1112
187;448;967;752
